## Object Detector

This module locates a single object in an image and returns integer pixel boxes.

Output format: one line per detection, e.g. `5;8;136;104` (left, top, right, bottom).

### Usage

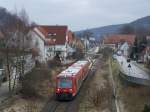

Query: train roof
72;60;88;66
57;60;89;78
57;67;81;77
75;60;88;64
62;67;80;74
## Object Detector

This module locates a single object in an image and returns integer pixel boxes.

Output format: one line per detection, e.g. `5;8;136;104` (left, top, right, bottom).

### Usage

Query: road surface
116;55;150;86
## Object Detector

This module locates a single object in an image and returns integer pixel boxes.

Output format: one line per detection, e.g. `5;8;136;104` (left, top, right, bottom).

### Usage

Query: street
116;55;150;85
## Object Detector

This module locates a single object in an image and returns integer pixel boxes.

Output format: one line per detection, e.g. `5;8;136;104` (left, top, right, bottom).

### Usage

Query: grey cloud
0;0;150;31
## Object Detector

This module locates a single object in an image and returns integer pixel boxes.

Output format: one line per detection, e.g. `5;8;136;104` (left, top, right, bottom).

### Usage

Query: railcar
55;60;91;100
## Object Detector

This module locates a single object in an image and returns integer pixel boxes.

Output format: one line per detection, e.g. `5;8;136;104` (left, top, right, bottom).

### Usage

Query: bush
20;79;37;97
20;68;52;98
72;48;84;60
88;85;112;108
101;47;113;59
142;104;150;112
88;87;103;107
24;101;40;112
47;60;61;68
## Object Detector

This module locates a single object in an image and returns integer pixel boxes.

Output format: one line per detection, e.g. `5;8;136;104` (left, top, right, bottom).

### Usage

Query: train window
58;78;72;88
76;79;79;90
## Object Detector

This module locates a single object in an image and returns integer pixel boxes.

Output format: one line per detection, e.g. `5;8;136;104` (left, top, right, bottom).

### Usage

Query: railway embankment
79;57;115;112
0;64;63;112
111;58;150;112
116;56;150;86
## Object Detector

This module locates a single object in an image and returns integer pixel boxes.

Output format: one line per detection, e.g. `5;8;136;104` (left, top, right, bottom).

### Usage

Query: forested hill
75;16;150;40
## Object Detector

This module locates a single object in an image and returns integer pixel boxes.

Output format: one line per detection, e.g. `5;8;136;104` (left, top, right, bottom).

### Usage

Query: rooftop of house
103;34;136;45
34;25;73;45
72;37;84;50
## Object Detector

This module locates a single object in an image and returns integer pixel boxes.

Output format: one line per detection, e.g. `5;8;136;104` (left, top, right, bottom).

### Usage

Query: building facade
31;25;75;62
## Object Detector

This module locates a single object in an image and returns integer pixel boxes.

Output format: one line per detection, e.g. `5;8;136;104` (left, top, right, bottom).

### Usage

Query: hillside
131;16;150;30
75;16;150;40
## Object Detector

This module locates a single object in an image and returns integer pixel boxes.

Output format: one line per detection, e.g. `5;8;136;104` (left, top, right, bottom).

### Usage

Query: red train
55;60;91;100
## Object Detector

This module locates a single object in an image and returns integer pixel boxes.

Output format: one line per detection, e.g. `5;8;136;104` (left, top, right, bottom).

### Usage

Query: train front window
58;78;72;88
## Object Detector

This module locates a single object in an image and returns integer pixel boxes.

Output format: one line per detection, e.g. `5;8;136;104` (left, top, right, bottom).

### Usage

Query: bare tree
120;25;134;34
82;30;93;39
0;7;32;92
81;30;93;53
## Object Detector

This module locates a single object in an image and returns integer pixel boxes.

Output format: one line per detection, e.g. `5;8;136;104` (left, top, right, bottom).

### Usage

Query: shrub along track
41;57;100;112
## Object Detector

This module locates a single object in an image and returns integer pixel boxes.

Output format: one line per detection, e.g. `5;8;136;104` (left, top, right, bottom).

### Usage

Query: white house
81;38;90;51
119;42;130;57
30;25;75;63
102;34;135;52
29;28;46;63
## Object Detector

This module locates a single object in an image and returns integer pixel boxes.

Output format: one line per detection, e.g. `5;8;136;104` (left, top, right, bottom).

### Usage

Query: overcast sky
1;0;150;31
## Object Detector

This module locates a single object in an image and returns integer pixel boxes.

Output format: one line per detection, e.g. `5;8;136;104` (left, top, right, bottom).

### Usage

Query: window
58;78;72;88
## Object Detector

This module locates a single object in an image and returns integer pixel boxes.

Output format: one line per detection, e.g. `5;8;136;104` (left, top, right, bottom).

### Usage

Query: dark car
127;58;130;63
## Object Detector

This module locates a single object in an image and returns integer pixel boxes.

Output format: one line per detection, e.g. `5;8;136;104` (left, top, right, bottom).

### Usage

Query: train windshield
58;78;72;88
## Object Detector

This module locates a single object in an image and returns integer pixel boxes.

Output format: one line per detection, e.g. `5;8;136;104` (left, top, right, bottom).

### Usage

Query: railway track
41;56;100;112
42;100;73;112
65;58;100;112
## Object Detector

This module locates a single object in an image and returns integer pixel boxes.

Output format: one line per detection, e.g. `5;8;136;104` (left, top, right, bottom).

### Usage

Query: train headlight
57;88;60;92
69;89;72;92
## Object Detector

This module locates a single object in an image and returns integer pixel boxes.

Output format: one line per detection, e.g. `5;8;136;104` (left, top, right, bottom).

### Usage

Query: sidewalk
116;56;150;86
132;62;150;74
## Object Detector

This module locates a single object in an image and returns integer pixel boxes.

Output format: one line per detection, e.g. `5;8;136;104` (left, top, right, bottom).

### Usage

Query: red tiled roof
35;25;69;45
103;34;135;45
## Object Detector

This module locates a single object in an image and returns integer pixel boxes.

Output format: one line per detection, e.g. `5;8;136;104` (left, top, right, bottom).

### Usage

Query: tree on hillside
130;35;147;60
82;30;93;39
120;25;135;34
82;30;93;52
121;24;149;60
121;24;150;36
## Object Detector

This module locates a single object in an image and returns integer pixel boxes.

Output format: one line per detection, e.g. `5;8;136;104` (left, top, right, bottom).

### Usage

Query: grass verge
79;59;113;112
